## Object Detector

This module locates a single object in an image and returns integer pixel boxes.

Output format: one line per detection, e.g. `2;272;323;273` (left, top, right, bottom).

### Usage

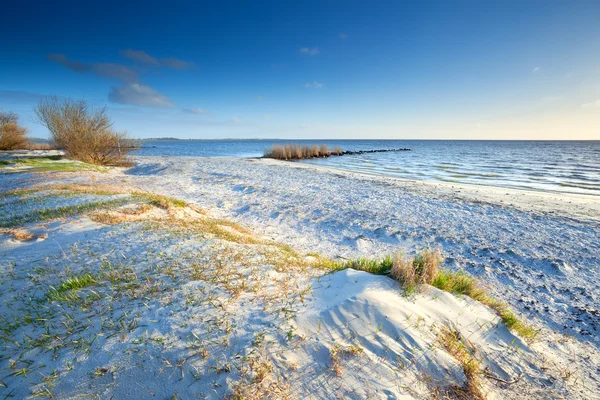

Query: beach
1;155;599;399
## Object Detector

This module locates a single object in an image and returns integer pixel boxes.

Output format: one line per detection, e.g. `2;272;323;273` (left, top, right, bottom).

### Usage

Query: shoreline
260;157;600;221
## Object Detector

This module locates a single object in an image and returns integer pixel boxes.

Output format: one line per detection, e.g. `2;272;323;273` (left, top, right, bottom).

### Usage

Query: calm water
135;140;600;196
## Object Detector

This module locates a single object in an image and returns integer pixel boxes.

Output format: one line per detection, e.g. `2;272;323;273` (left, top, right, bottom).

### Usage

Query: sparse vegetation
34;97;138;165
330;343;364;376
0;198;129;228
264;143;342;160
0;110;30;150
436;327;485;400
320;249;538;341
0;156;107;172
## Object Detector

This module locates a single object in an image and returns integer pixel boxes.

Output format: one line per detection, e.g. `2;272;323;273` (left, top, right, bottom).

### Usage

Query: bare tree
0;111;18;125
34;97;138;165
0;110;29;150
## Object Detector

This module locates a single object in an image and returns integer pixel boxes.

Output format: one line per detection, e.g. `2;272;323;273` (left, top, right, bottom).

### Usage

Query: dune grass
323;249;538;341
437;327;485;400
0;198;130;228
0;156;107;173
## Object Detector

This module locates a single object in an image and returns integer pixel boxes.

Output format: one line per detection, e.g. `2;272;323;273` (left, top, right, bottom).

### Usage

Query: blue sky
1;0;599;139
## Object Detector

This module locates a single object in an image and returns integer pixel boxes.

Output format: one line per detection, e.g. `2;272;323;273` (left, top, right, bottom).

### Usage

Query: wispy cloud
264;114;272;120
255;96;264;101
161;57;195;70
120;49;159;66
48;53;89;73
121;50;195;70
108;83;175;108
304;81;324;89
182;107;212;115
48;51;194;109
48;53;138;82
299;47;320;56
582;99;600;109
338;33;348;39
532;66;540;73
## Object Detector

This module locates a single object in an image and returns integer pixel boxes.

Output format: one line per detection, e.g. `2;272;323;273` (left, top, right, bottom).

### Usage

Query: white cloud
299;47;320;56
230;117;244;124
532;66;540;73
582;100;600;109
304;81;324;89
264;114;272;120
338;33;348;39
108;83;175;108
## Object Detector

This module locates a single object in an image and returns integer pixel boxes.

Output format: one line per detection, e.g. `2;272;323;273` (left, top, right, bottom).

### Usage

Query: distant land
141;137;282;141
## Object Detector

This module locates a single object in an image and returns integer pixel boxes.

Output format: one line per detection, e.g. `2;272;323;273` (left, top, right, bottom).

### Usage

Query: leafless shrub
34;97;138;165
0;111;30;150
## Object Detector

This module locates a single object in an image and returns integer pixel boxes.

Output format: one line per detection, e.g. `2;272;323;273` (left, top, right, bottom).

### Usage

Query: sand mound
290;269;559;399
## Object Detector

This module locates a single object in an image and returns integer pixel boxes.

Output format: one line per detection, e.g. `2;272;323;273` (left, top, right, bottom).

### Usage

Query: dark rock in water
341;148;410;156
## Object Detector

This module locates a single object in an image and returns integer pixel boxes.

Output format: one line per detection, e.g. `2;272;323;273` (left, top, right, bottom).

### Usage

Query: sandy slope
1;157;599;399
113;157;600;342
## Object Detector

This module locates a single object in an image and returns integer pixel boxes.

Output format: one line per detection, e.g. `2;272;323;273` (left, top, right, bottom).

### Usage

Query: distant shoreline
140;138;600;142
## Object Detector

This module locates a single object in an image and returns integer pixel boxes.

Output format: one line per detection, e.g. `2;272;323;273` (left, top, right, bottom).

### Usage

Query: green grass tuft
47;273;97;302
322;255;394;275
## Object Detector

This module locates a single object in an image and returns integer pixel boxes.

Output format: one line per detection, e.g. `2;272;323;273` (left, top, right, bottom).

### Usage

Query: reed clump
264;143;341;160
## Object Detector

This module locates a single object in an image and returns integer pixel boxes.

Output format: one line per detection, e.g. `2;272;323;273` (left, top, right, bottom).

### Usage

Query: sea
134;140;600;196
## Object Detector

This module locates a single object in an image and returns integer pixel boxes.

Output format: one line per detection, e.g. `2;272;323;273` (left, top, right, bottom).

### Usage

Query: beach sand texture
1;156;598;399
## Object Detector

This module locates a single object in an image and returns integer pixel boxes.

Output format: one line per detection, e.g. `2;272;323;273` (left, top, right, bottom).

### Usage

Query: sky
1;0;599;140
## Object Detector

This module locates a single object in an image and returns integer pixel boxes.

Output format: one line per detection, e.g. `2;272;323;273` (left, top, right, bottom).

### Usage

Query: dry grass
264;144;340;160
390;250;443;293
89;212;131;225
330;344;364;376
26;142;58;150
229;357;291;400
0;228;36;241
436;327;485;400
34;97;139;166
120;203;153;215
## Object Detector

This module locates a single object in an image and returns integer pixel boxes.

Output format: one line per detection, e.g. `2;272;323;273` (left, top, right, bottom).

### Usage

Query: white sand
1;156;599;399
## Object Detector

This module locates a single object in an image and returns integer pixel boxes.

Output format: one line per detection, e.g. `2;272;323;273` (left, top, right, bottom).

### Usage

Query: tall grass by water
264;144;342;160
